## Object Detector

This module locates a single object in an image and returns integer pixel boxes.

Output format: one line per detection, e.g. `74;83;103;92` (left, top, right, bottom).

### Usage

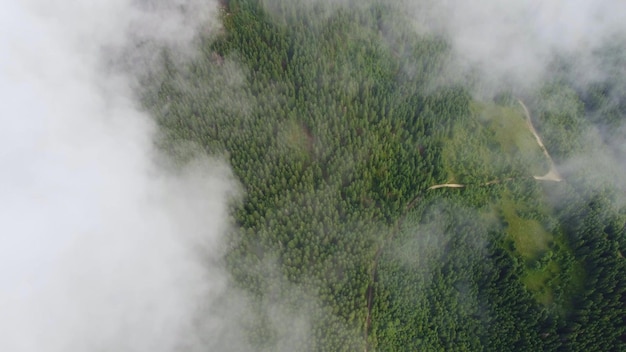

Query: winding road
427;100;562;190
517;99;563;182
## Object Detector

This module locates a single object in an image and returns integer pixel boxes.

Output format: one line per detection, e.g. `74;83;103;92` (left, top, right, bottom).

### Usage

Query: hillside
141;1;626;350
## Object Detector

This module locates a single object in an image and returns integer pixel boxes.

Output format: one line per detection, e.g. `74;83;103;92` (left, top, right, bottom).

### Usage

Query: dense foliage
141;1;626;350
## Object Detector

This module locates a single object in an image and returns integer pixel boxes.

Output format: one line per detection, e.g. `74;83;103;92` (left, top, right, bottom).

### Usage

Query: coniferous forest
139;1;626;350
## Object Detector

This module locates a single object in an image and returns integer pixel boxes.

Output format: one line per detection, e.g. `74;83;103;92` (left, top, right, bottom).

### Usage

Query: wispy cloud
0;1;243;351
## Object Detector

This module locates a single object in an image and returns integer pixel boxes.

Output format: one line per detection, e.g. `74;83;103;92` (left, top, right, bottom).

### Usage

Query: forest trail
427;177;517;190
428;183;465;190
425;101;562;190
517;99;563;182
363;100;564;350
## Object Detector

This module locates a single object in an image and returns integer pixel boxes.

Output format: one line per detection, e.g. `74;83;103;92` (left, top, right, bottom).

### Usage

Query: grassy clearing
498;195;566;306
500;196;551;259
499;194;584;308
441;102;549;184
522;244;586;309
479;104;549;177
523;261;560;305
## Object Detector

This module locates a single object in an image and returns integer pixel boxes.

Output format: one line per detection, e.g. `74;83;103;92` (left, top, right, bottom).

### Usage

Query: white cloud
0;1;236;351
405;0;626;91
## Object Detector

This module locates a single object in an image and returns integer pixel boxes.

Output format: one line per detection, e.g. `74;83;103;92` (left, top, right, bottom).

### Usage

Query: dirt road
517;100;563;182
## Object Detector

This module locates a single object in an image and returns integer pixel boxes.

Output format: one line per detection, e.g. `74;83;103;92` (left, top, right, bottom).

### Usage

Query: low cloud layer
0;1;239;351
405;0;626;92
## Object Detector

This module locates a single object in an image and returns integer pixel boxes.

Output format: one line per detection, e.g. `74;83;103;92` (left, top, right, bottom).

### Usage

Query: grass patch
500;195;551;259
441;102;549;185
498;193;572;307
523;261;559;305
478;104;549;176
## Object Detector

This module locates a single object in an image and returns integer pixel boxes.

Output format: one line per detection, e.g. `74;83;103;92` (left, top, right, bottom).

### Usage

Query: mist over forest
2;0;626;351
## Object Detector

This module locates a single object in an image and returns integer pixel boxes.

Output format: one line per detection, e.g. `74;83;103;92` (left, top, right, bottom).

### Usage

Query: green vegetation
500;194;551;259
141;0;626;350
441;101;549;184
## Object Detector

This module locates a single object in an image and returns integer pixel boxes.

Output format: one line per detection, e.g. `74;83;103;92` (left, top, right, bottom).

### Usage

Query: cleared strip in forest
517;99;563;182
363;193;422;352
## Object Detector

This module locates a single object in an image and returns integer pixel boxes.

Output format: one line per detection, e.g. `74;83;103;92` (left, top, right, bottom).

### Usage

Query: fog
404;0;626;94
259;0;626;96
3;0;626;350
0;1;240;351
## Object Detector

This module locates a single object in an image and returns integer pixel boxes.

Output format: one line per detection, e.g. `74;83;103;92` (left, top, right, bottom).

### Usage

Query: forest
140;0;626;350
